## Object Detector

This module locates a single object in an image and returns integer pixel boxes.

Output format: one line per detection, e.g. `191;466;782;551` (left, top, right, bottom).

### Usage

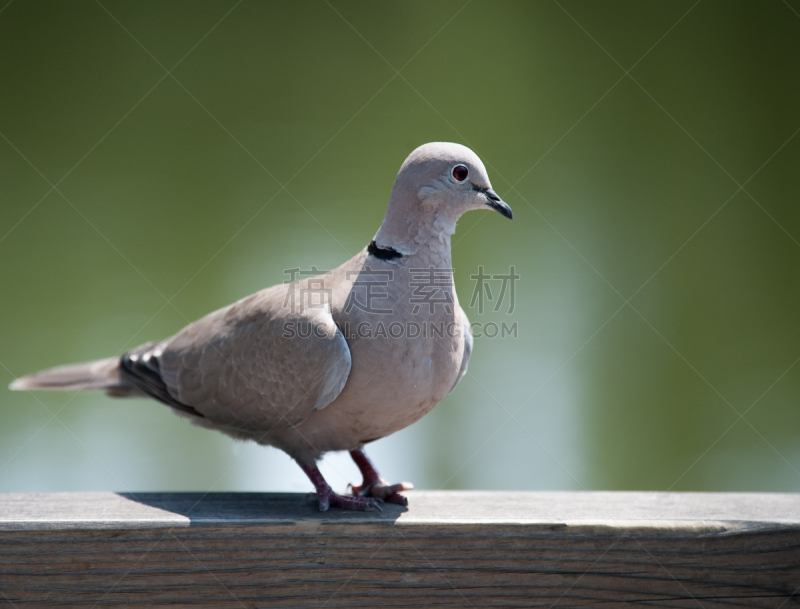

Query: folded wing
148;287;351;432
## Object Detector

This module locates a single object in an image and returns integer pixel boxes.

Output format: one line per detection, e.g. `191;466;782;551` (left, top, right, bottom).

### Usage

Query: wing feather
157;287;351;433
449;307;473;394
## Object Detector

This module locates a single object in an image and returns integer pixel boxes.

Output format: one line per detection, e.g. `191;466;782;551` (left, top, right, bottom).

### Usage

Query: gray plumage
10;142;512;510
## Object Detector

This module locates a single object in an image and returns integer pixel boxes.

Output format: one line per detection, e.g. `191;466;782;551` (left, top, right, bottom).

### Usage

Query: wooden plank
0;491;797;607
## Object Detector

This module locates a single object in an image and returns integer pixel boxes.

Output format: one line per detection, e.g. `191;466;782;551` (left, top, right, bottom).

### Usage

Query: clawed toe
348;480;413;506
384;491;409;506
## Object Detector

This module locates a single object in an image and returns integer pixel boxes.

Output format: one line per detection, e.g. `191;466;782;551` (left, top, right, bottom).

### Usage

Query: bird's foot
348;448;414;506
309;490;383;512
348;480;414;506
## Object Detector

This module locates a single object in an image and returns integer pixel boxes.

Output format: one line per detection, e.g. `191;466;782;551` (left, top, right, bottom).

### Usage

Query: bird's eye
451;164;469;182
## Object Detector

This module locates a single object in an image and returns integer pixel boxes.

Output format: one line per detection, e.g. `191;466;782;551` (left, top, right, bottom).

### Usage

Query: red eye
452;164;469;182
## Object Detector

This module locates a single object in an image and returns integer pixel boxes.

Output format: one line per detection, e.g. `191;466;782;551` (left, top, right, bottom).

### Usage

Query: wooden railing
1;491;798;607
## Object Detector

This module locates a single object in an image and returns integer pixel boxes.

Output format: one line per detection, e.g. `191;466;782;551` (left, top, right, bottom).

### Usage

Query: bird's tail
9;357;125;392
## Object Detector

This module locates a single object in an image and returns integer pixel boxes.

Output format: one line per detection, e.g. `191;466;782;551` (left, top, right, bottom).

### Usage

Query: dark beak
484;188;513;220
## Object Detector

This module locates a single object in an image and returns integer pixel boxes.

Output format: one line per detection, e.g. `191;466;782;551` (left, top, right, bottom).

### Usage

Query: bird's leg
348;448;413;506
298;462;382;512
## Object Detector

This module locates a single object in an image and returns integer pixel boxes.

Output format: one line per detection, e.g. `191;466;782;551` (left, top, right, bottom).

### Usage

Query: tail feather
9;357;124;392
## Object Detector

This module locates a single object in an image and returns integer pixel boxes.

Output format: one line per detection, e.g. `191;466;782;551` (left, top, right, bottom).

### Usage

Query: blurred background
1;0;799;496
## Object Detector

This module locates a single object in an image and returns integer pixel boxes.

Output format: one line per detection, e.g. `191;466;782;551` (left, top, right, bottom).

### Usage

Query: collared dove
10;142;512;511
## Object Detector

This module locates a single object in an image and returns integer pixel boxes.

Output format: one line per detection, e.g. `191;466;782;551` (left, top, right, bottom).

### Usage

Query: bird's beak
484;188;513;220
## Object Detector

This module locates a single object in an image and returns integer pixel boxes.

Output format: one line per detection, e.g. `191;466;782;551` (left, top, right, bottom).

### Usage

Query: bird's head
374;142;512;255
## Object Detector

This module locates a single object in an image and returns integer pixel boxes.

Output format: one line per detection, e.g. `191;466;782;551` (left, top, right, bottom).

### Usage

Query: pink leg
298;462;382;512
349;449;413;506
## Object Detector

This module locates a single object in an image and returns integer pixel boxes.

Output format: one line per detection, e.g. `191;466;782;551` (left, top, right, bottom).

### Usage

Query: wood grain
0;491;797;608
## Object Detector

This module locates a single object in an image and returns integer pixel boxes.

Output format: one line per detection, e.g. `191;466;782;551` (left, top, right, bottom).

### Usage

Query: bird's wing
449;307;473;394
155;287;351;432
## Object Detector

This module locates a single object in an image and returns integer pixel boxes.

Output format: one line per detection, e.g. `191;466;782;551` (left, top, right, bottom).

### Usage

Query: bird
10;142;513;511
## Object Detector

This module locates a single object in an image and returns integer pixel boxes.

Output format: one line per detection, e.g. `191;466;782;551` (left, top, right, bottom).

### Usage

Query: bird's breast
292;251;465;452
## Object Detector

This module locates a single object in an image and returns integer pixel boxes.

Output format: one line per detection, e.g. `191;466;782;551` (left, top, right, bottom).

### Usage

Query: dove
10;142;512;511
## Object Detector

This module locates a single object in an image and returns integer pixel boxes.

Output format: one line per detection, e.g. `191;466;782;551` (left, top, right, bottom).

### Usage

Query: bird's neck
373;194;458;262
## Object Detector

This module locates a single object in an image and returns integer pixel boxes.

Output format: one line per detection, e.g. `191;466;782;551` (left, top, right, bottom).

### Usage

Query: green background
1;0;799;495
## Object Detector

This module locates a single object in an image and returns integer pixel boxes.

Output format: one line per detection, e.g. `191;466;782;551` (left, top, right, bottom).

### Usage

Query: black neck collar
367;240;403;260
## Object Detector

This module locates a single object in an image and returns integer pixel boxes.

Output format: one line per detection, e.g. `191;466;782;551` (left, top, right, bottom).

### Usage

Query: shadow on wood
0;491;798;607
